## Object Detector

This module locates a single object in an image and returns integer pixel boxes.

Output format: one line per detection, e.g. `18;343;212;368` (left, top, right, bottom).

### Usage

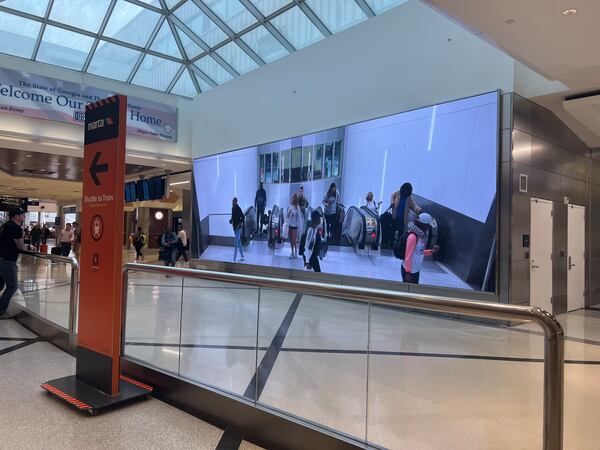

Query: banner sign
0;196;28;212
77;95;127;395
0;68;177;142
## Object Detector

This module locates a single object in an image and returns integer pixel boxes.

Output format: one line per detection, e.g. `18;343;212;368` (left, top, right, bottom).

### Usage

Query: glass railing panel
123;269;185;375
256;291;368;442
366;305;544;449
179;277;259;399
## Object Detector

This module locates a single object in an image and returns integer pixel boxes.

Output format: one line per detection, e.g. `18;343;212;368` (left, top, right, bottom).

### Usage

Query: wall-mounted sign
0;196;28;211
0;68;177;142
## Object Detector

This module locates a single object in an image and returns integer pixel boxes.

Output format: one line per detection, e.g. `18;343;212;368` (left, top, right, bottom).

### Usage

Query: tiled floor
0;319;262;450
199;240;473;290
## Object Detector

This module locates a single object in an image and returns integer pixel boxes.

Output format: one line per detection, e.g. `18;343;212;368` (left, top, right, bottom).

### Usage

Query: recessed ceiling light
26;154;32;158
562;8;577;16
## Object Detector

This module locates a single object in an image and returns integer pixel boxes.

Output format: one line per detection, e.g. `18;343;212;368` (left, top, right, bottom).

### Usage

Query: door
567;204;585;311
530;198;553;313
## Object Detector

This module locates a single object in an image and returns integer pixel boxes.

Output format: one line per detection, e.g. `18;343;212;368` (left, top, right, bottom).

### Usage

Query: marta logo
87;116;114;131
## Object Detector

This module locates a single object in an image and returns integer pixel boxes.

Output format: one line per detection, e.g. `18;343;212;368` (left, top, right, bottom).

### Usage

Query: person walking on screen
394;182;422;237
229;197;245;263
401;213;439;284
287;193;301;259
364;191;379;214
255;182;267;234
0;207;36;317
303;210;322;273
322;182;340;242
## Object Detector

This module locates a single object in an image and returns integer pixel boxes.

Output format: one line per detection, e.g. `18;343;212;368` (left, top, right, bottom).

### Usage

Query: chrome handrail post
68;257;79;335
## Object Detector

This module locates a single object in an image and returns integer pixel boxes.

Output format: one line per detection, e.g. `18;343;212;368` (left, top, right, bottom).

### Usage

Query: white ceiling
425;0;600;147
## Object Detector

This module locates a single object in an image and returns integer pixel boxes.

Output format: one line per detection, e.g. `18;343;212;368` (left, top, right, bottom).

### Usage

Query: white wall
189;0;520;158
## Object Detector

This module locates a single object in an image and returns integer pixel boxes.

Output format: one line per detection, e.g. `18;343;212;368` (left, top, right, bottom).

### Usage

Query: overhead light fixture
169;181;189;186
562;8;577;16
26;154;32;158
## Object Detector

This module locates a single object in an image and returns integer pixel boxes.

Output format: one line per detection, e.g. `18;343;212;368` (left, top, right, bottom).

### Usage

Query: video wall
193;92;498;291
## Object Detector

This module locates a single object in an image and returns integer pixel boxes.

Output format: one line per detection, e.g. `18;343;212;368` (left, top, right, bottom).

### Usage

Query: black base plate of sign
41;375;152;415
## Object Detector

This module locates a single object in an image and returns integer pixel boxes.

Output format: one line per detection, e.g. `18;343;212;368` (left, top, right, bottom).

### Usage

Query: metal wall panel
530;167;563;202
512;94;532;135
501;128;512;163
510;259;530;304
531;137;565;175
512;129;532;165
552;295;567;315
590;256;600;306
511;161;531;196
591;207;600;258
562;152;589;181
592;160;600;184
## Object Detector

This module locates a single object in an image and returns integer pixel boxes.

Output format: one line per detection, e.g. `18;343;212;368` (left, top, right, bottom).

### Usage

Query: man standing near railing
255;182;267;235
0;207;36;317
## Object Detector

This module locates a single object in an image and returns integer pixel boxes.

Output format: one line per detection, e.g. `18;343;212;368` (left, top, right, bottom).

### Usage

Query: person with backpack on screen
393;182;422;237
303;210;323;273
400;213;439;284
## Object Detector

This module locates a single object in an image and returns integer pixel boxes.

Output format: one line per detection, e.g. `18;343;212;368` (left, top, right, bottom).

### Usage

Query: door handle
532;264;540;269
568;256;575;270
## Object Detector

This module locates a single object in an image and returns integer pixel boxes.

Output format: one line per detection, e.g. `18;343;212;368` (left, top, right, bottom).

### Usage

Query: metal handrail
20;251;79;335
122;263;564;450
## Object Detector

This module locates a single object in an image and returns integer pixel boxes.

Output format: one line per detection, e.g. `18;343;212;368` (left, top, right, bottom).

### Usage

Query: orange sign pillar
76;95;127;395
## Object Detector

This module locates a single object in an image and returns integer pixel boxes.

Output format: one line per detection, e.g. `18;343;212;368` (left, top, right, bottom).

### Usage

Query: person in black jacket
255;182;267;234
229;197;245;262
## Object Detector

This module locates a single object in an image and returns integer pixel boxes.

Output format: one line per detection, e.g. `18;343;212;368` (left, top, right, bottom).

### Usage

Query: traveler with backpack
322;183;341;242
159;227;178;267
134;226;146;262
229;197;245;263
303;210;322;272
400;213;439;284
287;193;301;259
393;182;421;236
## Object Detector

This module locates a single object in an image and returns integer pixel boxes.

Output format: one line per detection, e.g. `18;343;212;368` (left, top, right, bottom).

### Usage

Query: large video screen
194;92;498;292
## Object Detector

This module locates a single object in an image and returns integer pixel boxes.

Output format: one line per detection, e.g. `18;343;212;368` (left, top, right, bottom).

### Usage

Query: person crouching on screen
304;210;322;273
401;213;439;284
229;197;245;263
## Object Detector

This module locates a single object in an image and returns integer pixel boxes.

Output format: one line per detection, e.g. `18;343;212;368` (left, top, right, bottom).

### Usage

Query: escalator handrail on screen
242;206;256;242
360;205;382;246
342;206;366;249
268;205;279;244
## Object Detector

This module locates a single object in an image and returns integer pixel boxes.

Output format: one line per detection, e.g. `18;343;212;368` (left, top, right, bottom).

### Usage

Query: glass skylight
0;0;399;98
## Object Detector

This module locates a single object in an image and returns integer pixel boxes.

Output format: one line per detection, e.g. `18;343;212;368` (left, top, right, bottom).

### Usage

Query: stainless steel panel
562;152;589;181
552;295;567;316
512;130;532;165
510;259;530;305
531;137;565;175
593;182;600;206
592;160;600;185
531;168;563;202
590;208;600;258
592;148;600;162
560;176;578;204
513;93;532;135
531;103;564;147
501;129;512;162
500;184;511;230
552;258;567;299
499;225;510;261
512;161;531;196
501;161;511;196
511;227;530;261
498;259;510;303
501;93;512;131
590;257;600;305
561;125;589;156
512;193;531;228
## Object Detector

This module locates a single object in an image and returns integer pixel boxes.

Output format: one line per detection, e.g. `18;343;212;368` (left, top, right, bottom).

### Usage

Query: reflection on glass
151;21;182;58
305;0;366;33
0;12;41;58
240;25;288;64
170;70;197;97
37;26;95;70
272;152;279;183
216;41;259;75
88;42;141;81
49;0;111;32
132;54;180;91
175;25;204;59
208;0;257;33
265;153;272;184
313;144;323;179
1;0;49;17
195;55;233;85
271;6;323;50
302;146;313;181
324;143;333;178
259;154;265;183
291;147;302;183
103;0;161;47
250;0;291;17
333;141;342;177
174;2;227;48
281;150;290;182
